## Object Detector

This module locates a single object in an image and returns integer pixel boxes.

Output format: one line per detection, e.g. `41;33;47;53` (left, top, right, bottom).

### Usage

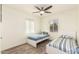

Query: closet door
0;4;2;53
0;23;2;53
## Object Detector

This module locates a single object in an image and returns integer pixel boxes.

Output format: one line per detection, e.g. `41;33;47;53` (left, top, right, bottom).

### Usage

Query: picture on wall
50;19;58;32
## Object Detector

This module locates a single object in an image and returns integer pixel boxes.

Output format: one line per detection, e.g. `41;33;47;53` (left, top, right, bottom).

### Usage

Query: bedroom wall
1;5;40;51
77;6;79;45
40;8;77;40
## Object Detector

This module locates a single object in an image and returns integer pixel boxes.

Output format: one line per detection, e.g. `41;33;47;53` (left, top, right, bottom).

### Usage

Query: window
26;19;35;34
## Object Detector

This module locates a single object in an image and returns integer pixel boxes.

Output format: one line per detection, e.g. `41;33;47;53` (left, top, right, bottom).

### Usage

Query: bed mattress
28;34;49;41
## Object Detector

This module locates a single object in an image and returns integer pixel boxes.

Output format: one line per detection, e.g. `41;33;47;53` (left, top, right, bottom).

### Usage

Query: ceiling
6;4;78;16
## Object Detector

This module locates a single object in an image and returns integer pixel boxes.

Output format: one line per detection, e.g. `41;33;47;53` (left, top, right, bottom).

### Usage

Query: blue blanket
28;34;49;41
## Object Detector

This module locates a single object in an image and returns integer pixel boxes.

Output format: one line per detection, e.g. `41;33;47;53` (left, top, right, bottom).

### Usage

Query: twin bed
27;33;49;47
46;35;79;54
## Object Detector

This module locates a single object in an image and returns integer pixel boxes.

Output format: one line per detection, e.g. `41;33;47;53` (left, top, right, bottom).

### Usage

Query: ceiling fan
33;5;53;16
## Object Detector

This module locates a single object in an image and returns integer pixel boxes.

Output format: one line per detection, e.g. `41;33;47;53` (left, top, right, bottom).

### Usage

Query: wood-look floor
2;40;50;54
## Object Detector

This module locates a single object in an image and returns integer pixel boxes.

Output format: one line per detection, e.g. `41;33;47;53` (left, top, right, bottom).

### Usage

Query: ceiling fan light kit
40;11;44;14
33;5;53;16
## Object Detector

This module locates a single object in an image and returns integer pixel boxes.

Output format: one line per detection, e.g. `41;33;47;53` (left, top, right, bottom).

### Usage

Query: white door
0;23;2;53
0;4;2;53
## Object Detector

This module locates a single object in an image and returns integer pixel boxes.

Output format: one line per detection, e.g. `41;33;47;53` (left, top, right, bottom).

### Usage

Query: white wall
77;6;79;45
40;8;77;40
1;5;40;51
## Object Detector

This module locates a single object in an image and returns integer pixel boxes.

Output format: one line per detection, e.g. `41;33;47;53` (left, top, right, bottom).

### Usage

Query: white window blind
26;19;35;34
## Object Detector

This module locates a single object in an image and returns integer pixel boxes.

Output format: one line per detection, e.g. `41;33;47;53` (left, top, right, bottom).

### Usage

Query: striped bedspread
49;36;79;54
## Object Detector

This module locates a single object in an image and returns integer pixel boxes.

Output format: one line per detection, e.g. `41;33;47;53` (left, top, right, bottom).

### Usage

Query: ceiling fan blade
45;11;52;13
35;6;41;11
44;5;52;11
33;11;40;13
41;7;44;10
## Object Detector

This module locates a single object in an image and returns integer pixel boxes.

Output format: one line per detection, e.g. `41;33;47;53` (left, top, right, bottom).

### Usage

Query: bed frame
46;43;66;54
27;37;49;47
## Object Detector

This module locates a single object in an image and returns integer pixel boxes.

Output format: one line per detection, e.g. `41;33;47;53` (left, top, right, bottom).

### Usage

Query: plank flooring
2;40;50;54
